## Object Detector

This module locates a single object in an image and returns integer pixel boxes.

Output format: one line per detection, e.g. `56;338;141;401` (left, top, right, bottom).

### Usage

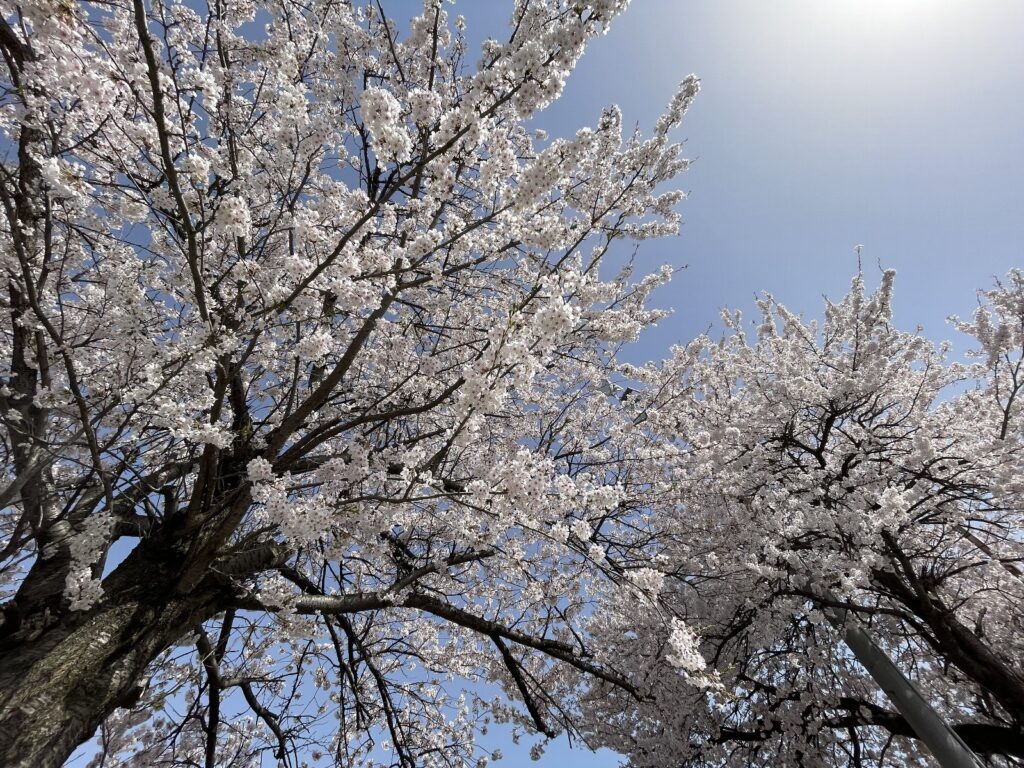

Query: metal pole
817;589;985;768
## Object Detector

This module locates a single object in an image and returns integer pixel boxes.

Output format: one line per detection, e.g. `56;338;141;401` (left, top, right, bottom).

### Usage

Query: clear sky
435;1;1024;765
454;0;1024;348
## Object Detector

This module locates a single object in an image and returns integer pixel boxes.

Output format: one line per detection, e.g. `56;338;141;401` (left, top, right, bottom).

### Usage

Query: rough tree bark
0;537;226;768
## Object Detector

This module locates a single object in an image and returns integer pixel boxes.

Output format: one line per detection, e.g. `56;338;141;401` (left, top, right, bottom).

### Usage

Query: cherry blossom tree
597;271;1024;766
0;0;702;765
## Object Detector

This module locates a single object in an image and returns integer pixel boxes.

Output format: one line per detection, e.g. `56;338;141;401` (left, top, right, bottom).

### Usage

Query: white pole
817;588;985;768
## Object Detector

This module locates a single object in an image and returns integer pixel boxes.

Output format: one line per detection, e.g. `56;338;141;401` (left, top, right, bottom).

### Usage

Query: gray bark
0;545;222;768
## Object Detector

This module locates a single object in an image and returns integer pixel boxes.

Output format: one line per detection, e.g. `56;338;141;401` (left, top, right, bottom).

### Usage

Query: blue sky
523;0;1023;349
441;1;1024;765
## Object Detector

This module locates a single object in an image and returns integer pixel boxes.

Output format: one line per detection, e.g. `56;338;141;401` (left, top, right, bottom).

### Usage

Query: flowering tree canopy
2;0;1021;766
0;0;701;765
599;272;1024;766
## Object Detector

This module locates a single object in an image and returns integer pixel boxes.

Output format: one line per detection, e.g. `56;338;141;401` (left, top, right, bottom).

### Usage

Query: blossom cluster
0;1;708;765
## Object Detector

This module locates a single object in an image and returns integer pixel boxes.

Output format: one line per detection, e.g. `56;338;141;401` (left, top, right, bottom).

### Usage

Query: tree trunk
0;545;222;768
